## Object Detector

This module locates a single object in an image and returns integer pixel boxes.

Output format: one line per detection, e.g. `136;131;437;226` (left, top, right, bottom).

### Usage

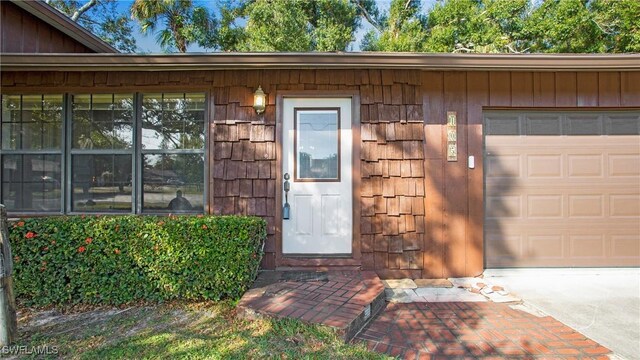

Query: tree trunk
0;205;17;346
71;0;98;21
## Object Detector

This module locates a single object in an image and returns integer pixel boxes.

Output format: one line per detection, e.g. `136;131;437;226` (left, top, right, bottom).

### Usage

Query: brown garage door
484;111;640;267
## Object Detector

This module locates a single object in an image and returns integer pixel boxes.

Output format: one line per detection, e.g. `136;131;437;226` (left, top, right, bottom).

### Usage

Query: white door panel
282;98;353;254
321;194;340;235
293;194;313;235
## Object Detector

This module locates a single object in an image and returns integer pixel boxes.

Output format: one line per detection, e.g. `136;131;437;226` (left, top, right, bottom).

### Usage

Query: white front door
282;98;353;255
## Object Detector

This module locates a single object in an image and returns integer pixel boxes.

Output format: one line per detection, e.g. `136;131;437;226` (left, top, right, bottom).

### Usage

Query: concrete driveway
484;268;640;360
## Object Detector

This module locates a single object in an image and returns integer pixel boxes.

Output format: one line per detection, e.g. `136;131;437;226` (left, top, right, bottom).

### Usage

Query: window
0;93;207;214
71;94;134;212
141;93;205;213
484;111;640;136
1;95;63;212
294;108;340;181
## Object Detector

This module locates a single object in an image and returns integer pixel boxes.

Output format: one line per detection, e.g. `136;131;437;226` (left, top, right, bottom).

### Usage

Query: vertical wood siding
1;1;93;53
422;70;640;278
1;69;638;278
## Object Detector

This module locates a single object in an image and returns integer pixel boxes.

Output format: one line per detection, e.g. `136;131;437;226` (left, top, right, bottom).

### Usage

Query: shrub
9;215;266;306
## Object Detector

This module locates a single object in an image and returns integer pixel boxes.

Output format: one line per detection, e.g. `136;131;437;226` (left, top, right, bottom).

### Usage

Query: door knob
284;173;290;191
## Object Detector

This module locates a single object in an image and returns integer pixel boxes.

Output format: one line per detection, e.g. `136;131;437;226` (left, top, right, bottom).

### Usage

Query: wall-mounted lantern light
253;86;266;114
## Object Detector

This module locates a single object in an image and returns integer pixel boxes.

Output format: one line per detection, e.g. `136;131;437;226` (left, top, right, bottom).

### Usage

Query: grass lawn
15;301;389;359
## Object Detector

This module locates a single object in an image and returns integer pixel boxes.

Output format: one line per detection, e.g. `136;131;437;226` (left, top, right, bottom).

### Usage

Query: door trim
275;91;361;267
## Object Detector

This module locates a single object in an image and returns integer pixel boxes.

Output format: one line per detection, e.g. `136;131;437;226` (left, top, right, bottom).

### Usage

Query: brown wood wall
422;71;640;278
1;1;93;53
1;69;638;279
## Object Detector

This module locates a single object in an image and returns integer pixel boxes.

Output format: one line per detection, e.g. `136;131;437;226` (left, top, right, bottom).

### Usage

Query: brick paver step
354;302;612;359
237;270;385;341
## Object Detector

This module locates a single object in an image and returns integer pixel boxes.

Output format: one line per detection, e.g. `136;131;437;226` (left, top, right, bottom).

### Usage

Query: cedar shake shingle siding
359;70;426;278
2;69;639;278
208;69;426;272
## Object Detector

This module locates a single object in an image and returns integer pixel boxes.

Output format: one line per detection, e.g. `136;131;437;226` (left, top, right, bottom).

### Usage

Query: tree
46;0;137;53
482;0;530;53
216;0;364;52
213;5;247;52
130;0;217;53
49;0;640;54
361;0;427;52
426;0;531;53
312;0;360;51
523;0;604;53
590;0;640;53
362;0;531;53
361;0;640;54
237;0;313;51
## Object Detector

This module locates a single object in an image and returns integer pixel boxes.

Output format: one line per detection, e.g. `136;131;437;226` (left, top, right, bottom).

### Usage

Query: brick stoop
236;270;386;342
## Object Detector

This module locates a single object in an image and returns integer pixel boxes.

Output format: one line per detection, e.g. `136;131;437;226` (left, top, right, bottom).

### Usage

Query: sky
114;0;439;53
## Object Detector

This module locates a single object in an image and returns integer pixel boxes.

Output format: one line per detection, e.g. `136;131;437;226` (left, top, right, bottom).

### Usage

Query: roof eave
1;53;638;72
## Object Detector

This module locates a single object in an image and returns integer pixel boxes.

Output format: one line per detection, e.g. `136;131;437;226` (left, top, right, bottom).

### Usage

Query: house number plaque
447;111;457;161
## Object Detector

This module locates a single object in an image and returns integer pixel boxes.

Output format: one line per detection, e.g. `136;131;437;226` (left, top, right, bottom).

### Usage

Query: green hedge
9;215;266;306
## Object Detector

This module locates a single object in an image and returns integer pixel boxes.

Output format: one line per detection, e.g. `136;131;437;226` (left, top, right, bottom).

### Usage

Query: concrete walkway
382;278;523;304
485;268;640;360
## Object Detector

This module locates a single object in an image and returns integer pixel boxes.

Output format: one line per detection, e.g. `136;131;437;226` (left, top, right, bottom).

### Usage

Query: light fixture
253;86;266;114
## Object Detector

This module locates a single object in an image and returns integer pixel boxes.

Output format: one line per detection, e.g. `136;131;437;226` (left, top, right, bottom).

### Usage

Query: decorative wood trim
0;85;213;94
351;93;362;264
207;92;215;215
275;94;284;267
4;53;639;71
375;269;423;280
278;257;362;267
421;91;431;276
466;71;488;277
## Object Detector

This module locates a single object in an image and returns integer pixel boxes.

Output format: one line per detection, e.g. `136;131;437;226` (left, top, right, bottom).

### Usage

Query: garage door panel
526;234;565;259
485;154;521;178
503;192;640;220
525;114;563;135
527;195;563;218
485;114;521;135
566;114;603;135
493;182;639;193
487;224;640;267
606;114;640;135
568;195;604;217
611;235;640;258
490;218;639;231
569;235;606;258
486;136;639;152
568;154;603;177
485;110;640;268
610;195;640;217
485;195;521;219
609;154;640;177
528;155;562;177
485;233;522;258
